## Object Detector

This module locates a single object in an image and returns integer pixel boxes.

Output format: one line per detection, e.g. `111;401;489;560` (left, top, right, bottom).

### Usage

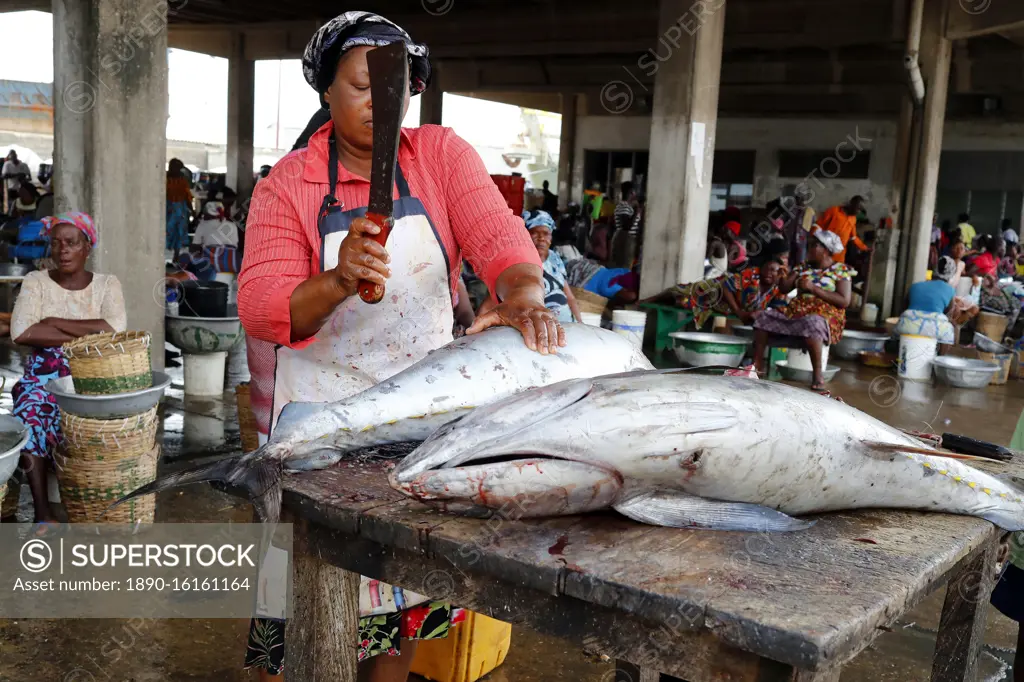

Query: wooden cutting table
279;460;1004;682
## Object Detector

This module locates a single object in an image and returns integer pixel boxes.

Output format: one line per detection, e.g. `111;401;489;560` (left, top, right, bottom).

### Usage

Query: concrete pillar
419;63;443;126
904;0;952;297
639;0;726;298
557;93;578;211
752;147;778;209
52;0;168;370
226;32;255;200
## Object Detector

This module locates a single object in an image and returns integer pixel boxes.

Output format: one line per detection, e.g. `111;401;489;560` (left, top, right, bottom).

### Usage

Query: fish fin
273;401;328;440
106;448;283;524
613;491;813;532
422;377;593;448
861;440;991;462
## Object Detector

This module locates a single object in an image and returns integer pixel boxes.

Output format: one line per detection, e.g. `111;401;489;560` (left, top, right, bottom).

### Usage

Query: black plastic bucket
178;280;229;318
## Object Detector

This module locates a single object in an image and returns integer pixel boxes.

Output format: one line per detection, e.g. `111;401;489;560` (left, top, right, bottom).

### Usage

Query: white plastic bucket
860;303;879;325
787;345;829;372
580;312;603;327
898;334;937;381
183;351;228;397
215;273;238;305
612;310;647;348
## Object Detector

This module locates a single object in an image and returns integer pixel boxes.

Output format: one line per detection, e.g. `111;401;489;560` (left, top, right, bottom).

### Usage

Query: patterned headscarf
41;212;97;247
526;211;556;231
303;11;431;105
812;229;844;255
935;255;957;282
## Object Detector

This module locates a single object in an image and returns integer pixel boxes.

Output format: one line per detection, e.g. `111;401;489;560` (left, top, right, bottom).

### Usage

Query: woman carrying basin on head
752;229;854;391
237;11;563;681
9;212;126;527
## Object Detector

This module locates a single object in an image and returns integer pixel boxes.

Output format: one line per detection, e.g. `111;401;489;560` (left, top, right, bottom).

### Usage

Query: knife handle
358;212;394;304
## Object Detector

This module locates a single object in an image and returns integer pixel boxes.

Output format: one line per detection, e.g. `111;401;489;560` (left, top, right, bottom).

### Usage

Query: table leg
931;534;1001;682
287;536;361;682
615;660;661;682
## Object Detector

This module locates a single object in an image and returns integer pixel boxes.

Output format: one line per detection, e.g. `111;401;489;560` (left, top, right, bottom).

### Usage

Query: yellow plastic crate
410;611;512;682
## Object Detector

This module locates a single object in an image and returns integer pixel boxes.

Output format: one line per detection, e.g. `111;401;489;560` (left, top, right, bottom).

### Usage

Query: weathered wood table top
279;458;1004;682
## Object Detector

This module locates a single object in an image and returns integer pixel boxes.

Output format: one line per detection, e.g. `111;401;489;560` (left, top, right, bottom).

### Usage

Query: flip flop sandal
31;521;62;538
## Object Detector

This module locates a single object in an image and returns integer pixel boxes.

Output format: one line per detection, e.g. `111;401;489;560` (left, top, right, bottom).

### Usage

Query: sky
0;11;558;177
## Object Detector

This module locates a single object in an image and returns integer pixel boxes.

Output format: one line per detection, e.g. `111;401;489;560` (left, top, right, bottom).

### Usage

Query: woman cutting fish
237;11;561;681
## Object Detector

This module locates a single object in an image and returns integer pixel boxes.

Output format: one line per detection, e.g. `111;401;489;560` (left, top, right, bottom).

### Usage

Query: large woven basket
63;331;153;395
57;444;158;523
61;407;159;462
570;287;608;315
235;383;260;454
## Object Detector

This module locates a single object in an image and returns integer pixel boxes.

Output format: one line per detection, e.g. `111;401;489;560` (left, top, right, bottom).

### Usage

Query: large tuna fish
391;371;1024;531
112;325;652;523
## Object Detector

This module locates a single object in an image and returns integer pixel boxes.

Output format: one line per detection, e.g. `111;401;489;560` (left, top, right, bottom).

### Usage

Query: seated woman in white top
192;201;239;248
10;212;126;527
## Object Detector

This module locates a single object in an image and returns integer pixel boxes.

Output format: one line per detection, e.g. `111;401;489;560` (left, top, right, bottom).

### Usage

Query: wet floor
0;346;1022;681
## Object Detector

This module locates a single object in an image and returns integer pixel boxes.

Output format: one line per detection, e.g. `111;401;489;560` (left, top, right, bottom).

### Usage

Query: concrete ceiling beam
947;2;1024;39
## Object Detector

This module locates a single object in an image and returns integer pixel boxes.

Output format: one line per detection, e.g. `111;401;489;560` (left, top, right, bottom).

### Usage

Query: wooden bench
277;460;1005;682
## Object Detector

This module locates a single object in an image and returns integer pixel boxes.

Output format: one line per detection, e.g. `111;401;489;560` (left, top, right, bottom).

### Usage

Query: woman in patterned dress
752;229;855;391
10;212;126;525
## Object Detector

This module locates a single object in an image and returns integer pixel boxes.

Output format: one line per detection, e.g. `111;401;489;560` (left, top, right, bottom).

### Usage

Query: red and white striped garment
239;120;540;434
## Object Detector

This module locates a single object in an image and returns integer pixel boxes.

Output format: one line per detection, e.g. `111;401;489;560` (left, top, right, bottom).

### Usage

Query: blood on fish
548;534;570;555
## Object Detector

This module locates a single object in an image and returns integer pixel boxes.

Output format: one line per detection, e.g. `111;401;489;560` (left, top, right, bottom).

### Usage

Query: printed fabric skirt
245;603;467;675
12;348;70;460
894;310;956;345
753;297;846;345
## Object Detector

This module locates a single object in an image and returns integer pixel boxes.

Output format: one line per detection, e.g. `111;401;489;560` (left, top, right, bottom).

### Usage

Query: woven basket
0;482;6;515
570;287;608;315
235;383;260;454
0;479;16;518
61;407;159;462
63;331;153;395
57;444;158;523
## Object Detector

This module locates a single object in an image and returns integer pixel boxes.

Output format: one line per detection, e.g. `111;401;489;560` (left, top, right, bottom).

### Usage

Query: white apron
271;137;454;617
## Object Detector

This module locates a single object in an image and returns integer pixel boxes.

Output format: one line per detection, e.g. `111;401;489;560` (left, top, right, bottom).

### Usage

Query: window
711;183;754;212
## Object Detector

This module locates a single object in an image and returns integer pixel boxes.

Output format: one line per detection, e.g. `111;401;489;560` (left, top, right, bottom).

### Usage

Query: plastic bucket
179;280;229;318
214;273;238;305
787;345;829;372
860;303;879;325
579;312;603;327
612;310;647;348
183;351;227;397
898;334;937;381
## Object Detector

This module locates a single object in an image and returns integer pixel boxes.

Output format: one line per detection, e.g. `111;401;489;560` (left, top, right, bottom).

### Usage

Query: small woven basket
0;482;6;515
63;331;153;395
0;479;16;519
57;444;158;523
570;287;608;315
235;383;260;454
61;407;159;462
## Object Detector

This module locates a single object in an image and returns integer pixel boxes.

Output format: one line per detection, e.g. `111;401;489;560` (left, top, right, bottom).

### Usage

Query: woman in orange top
165;158;192;259
816;195;867;263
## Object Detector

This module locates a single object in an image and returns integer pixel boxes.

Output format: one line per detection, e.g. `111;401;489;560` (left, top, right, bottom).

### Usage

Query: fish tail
106;448;283;524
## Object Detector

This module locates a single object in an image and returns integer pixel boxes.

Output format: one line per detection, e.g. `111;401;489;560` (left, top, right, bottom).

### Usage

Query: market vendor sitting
10;212;126;527
565;258;639;305
893;256;958;351
645;240;788;328
752;229;854;391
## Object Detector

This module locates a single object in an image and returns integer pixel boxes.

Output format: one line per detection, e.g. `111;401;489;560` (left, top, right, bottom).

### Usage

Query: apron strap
318;132;410;230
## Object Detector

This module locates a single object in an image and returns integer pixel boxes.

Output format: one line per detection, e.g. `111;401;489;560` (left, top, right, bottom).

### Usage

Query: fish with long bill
111;325;653;523
391;371;1024;531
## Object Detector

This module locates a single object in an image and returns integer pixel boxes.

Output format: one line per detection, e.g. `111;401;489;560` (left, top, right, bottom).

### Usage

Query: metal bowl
0;263;31;278
833;330;890;360
775;361;841;384
166;313;243;354
973;332;1011;354
0;415;29;482
669;331;750;368
932;356;999;389
45;371;172;419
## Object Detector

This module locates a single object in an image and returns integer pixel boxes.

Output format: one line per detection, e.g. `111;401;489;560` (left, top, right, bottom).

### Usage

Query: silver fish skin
270;324;653;470
392;373;1024;532
110;324;652;525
